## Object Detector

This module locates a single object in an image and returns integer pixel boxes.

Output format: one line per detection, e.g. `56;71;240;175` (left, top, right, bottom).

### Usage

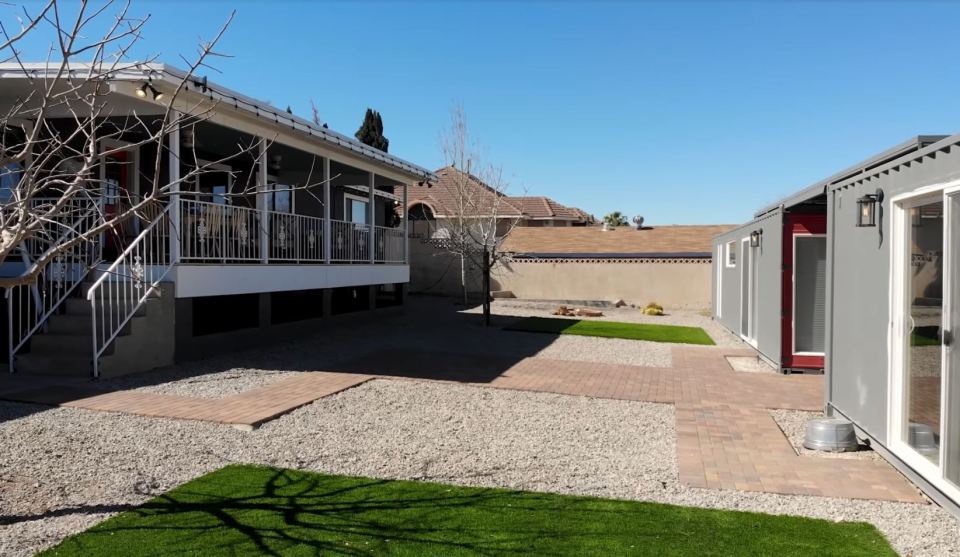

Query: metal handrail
86;202;175;377
6;199;101;372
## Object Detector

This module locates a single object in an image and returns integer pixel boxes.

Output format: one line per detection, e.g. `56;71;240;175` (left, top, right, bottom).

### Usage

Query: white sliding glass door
891;185;960;499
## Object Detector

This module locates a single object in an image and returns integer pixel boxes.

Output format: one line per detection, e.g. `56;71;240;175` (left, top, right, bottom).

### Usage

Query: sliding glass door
892;188;960;497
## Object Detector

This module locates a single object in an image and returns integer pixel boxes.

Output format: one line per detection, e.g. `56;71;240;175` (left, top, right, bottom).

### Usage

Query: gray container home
714;134;960;514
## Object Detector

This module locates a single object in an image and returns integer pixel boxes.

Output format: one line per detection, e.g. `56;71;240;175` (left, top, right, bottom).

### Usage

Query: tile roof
406;166;523;218
406;167;596;225
507;196;587;221
499;224;737;256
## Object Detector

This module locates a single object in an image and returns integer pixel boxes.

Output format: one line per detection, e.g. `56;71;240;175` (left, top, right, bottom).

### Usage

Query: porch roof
0;62;435;182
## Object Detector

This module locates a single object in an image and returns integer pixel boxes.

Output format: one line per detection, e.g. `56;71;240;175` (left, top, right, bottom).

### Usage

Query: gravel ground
95;297;687;399
2;379;958;557
771;409;884;462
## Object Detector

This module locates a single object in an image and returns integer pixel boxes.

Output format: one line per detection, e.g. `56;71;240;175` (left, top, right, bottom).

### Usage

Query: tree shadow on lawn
38;464;895;557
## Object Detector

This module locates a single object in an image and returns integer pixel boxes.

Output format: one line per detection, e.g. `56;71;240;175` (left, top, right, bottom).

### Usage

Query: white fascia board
173;264;409;298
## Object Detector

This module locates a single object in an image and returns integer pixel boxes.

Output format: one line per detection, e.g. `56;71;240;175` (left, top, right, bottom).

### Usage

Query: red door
103;151;129;260
782;214;827;371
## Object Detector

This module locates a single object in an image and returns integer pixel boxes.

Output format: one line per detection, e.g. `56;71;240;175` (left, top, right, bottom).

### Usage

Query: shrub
642;302;664;316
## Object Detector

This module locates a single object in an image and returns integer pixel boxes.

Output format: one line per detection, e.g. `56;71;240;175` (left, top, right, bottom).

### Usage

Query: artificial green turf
912;326;941;347
41;464;894;557
504;316;716;345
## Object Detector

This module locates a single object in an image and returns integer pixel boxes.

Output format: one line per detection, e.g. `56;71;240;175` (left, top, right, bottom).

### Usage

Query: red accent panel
782;214;826;370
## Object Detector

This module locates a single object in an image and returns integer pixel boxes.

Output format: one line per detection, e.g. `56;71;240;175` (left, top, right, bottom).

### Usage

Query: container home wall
712;210;783;366
828;143;960;439
828;136;960;512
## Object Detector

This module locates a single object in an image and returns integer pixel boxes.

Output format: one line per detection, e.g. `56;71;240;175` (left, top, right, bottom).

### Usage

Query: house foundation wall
167;283;402;364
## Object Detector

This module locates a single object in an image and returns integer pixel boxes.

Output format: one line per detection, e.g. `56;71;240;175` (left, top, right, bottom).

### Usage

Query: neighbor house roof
0;63;434;180
507;196;585;221
407;166;524;218
499;224;737;258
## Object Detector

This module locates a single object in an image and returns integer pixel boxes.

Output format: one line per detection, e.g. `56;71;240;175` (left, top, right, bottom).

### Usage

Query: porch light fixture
135;81;163;102
856;188;884;227
268;154;282;174
749;229;762;247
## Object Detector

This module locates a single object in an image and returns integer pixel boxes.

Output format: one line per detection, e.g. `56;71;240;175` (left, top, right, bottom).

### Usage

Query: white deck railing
7;199;101;371
374;225;405;264
175;201;401;264
268;211;324;263
329;219;371;263
179;199;261;263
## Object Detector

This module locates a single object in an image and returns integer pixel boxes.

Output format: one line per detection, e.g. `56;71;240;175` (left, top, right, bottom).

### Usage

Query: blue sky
8;1;960;224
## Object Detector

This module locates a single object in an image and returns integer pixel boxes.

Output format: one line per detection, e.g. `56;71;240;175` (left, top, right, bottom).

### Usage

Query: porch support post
323;157;331;264
403;182;409;264
258;140;269;264
368;171;375;264
167;114;181;263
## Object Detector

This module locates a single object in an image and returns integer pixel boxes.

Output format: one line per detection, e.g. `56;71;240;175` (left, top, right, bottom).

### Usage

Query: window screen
794;236;827;353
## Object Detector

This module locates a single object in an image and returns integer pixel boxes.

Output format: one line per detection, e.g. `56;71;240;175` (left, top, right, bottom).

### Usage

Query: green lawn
41;464;894;557
912;326;941;347
505;316;715;345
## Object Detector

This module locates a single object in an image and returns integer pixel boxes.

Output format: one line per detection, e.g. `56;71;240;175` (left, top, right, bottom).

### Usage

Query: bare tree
0;0;275;289
430;105;522;323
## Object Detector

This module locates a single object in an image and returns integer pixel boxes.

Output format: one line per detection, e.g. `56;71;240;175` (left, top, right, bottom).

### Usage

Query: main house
713;134;960;515
0;63;433;378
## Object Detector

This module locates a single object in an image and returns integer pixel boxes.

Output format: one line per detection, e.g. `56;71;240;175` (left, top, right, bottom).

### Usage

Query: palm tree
603;211;629;227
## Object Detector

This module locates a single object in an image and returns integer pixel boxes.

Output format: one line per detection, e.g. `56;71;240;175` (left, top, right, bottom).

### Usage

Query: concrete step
64;297;150;317
46;314;91;334
15;353;91;376
30;332;118;356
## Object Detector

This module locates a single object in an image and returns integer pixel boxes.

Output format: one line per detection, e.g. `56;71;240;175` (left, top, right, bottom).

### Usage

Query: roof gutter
0;62;436;181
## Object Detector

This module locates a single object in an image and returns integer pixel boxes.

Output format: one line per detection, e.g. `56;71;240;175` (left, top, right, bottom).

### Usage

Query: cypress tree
355;108;389;152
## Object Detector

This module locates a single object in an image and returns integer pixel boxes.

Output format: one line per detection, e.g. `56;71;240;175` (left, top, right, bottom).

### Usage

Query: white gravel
2;379;958;557
771;409;884;462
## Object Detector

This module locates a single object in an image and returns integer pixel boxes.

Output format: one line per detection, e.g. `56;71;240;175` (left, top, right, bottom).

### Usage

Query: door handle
942;329;953;347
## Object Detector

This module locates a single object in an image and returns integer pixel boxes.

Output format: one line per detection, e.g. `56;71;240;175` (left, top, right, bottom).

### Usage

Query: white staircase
8;202;176;378
13;278;157;376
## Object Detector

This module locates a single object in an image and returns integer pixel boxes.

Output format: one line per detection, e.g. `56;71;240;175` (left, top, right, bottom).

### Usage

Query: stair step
64;297;150;317
30;333;117;356
15;354;91;376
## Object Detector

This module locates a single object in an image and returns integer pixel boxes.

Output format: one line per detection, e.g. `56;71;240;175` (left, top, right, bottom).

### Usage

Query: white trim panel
173;264;409;298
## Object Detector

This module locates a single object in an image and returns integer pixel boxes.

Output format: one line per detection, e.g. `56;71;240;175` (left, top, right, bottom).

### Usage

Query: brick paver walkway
0;373;371;429
0;343;925;503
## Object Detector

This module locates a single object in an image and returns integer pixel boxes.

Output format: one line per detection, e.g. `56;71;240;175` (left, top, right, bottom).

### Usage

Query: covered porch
154;120;410;269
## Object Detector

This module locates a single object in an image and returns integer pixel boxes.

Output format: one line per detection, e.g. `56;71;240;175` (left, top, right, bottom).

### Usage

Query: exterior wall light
135;81;163;102
749;229;762;247
856;188;884;227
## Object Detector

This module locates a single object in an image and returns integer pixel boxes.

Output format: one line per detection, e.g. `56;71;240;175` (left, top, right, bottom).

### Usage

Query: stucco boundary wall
491;257;713;310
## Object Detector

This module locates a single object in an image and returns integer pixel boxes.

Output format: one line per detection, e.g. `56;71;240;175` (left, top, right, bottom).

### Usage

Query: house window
0;163;20;202
725;241;737;267
211;185;227;205
197;162;233;205
345;194;368;225
266;180;293;213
